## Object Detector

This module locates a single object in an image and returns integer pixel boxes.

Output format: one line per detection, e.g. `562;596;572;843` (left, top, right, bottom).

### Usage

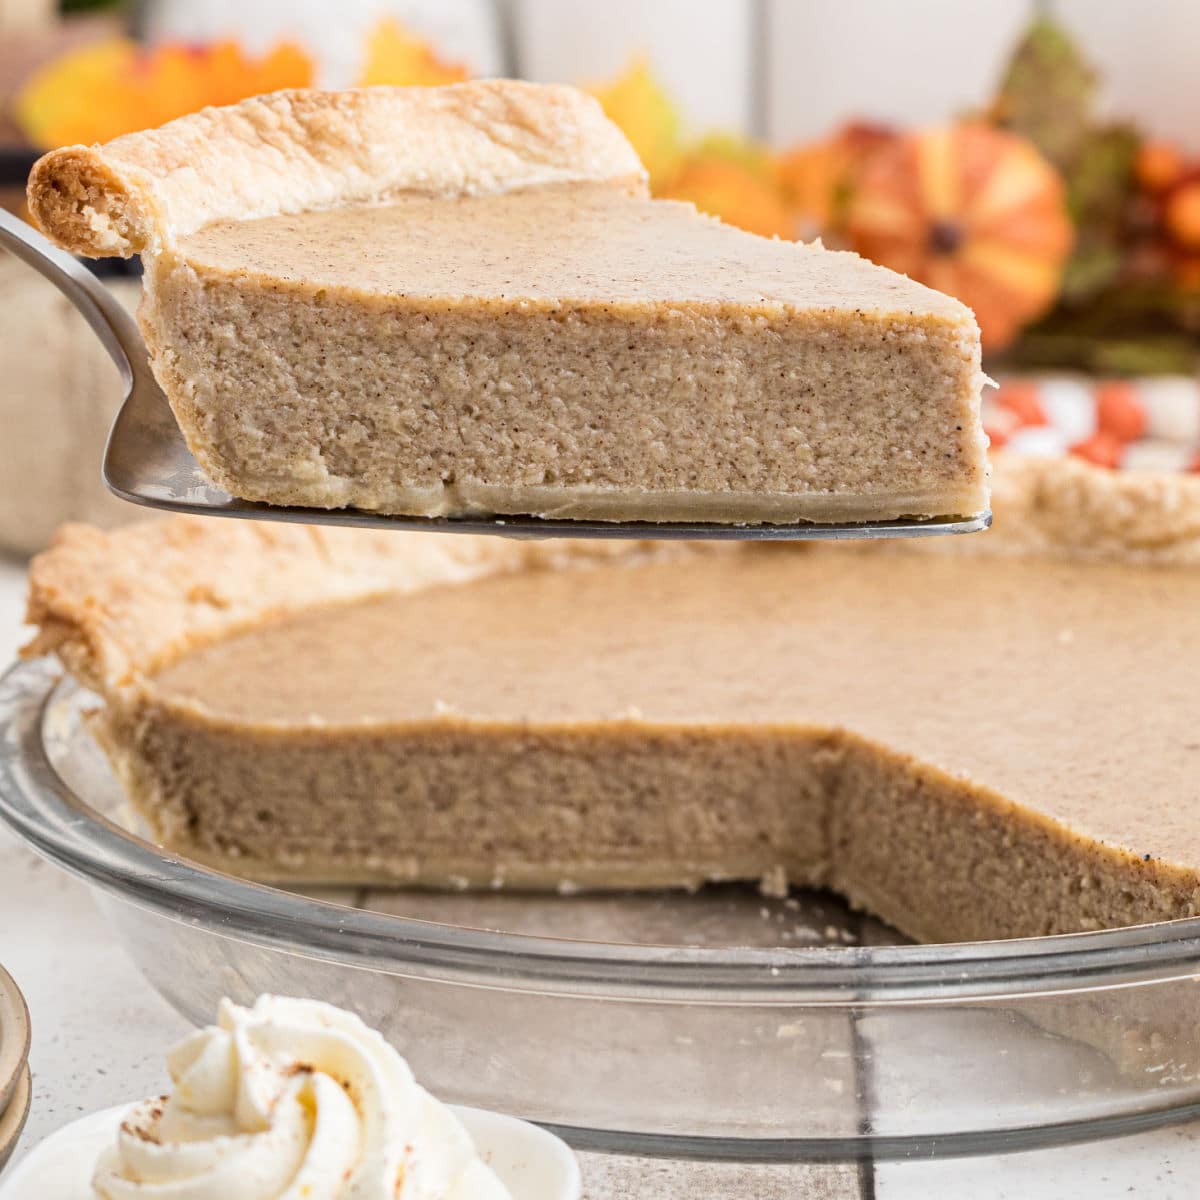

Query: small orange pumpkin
845;123;1073;350
1136;139;1187;195
1164;179;1200;252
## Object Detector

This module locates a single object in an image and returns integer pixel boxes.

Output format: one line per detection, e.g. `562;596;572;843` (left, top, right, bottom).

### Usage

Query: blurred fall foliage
585;26;1200;368
358;17;468;88
659;134;793;240
16;38;312;148
13;11;1200;367
586;56;682;189
15;16;467;149
585;57;1073;351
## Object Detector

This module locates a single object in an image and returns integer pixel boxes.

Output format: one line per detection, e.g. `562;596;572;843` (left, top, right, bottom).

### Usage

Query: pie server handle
0;207;144;385
0;208;225;510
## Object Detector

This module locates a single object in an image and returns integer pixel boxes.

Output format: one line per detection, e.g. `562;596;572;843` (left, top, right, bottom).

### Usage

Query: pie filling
29;83;988;524
143;186;987;523
94;547;1200;943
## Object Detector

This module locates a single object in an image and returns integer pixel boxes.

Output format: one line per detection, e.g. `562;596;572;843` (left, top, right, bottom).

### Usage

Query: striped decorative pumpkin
845;123;1073;350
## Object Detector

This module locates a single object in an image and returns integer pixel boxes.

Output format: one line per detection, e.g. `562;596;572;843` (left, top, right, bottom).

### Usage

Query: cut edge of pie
28;81;989;526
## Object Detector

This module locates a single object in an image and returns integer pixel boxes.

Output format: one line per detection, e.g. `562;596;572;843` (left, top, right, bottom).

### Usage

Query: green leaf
1060;245;1123;300
992;13;1096;172
60;0;126;12
1067;123;1139;225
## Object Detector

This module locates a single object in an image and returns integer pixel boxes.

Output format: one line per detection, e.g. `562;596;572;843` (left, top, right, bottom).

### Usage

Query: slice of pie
23;453;1200;944
27;81;989;524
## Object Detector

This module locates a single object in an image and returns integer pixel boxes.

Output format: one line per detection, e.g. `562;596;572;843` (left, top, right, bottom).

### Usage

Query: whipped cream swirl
92;995;510;1200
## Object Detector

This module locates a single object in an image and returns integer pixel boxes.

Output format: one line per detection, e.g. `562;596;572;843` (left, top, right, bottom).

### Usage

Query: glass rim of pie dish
3;657;1199;1006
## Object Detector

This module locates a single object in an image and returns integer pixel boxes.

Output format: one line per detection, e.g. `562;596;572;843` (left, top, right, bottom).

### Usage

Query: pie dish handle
0;208;145;393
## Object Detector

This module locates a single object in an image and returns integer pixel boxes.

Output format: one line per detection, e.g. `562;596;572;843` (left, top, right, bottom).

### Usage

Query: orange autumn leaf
191;40;315;108
358;17;469;87
587;56;681;188
690;130;779;180
777;123;897;243
661;153;795;240
16;37;313;150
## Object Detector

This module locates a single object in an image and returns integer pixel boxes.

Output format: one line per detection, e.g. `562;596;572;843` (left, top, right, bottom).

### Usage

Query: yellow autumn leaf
16;39;134;148
358;17;469;87
587;56;682;188
16;37;314;150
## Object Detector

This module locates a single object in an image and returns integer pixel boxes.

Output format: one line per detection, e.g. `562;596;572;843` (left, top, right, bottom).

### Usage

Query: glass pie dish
0;958;30;1177
3;656;1200;1164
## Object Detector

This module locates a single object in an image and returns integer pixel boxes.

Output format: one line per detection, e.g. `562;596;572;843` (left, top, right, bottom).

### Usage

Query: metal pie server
0;209;990;542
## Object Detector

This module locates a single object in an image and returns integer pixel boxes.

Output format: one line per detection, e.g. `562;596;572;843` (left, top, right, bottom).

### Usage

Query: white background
144;0;1200;151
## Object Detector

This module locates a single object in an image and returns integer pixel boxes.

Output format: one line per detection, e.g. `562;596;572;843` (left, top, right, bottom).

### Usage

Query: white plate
0;1101;580;1200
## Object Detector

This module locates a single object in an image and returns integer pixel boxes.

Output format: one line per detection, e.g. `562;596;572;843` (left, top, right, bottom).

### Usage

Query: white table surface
1;556;1198;1198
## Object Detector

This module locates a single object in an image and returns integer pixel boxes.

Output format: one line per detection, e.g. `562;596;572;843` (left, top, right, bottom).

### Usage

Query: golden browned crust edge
21;518;674;698
27;81;647;257
899;452;1200;565
24;452;1200;705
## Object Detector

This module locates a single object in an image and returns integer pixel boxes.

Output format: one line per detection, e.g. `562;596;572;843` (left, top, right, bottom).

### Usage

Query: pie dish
23;452;1200;944
0;962;29;1172
26;81;989;525
0;1066;30;1176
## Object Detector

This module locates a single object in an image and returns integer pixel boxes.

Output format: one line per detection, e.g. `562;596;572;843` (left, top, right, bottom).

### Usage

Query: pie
23;453;1200;944
26;81;988;525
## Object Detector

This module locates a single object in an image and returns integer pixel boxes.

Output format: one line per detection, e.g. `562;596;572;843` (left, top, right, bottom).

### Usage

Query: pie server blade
1;210;991;543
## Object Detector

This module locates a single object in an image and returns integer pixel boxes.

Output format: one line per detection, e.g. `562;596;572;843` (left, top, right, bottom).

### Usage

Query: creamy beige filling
153;548;1189;776
134;185;987;523
175;186;978;311
84;546;1200;942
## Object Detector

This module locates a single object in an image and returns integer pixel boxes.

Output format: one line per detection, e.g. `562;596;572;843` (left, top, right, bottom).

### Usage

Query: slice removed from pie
27;81;989;524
